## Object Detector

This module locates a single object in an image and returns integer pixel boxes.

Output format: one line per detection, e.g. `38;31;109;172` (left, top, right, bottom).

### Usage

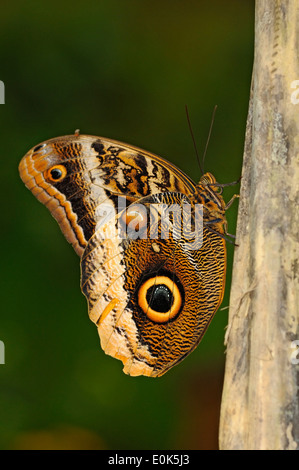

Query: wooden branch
219;0;299;450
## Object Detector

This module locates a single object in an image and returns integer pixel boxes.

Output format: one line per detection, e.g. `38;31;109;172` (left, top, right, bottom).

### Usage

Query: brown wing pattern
19;134;195;256
19;133;228;376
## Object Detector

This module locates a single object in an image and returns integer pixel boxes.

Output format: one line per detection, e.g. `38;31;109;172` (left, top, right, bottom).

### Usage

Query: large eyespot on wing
81;192;226;377
137;274;183;323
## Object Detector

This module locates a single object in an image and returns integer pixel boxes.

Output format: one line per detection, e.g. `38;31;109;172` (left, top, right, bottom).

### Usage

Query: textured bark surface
219;0;299;450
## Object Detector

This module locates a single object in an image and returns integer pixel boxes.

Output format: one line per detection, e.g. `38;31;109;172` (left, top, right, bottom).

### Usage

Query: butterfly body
19;133;228;377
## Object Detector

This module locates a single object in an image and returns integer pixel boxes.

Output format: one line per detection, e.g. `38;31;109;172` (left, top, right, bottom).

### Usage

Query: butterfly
19;131;238;377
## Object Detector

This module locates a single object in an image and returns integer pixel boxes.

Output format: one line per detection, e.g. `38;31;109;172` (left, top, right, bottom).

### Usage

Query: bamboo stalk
219;0;299;450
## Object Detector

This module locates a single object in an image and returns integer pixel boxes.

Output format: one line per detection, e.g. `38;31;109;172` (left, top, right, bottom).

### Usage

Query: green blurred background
0;0;254;450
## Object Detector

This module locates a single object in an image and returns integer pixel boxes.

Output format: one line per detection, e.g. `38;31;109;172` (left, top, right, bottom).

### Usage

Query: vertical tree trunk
219;0;299;450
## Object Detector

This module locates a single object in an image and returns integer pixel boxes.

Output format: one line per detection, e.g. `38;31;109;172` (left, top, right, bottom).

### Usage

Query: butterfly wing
19;134;226;376
19;134;194;256
81;191;226;377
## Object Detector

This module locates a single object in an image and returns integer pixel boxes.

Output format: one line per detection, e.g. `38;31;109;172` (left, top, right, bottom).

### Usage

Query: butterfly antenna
202;104;217;171
185;105;204;176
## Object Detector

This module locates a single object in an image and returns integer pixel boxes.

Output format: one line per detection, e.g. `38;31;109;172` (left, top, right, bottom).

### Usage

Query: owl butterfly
19;132;237;377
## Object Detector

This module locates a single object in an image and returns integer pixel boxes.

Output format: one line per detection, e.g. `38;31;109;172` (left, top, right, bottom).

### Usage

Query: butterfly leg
225;194;239;211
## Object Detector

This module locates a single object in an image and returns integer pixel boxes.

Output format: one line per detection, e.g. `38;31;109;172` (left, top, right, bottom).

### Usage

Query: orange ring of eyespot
45;164;67;183
138;275;182;323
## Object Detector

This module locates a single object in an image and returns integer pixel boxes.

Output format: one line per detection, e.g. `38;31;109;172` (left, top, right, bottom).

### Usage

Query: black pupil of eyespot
51;168;63;180
146;284;173;313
